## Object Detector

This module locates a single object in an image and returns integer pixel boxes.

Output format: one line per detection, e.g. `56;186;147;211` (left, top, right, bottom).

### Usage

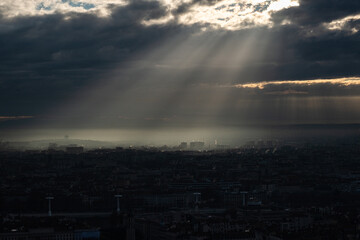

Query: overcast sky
1;0;360;138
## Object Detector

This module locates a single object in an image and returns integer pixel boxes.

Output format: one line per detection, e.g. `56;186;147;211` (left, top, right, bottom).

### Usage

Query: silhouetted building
66;146;84;154
48;143;58;150
244;141;255;148
190;141;204;150
179;142;187;150
216;144;229;150
257;140;265;148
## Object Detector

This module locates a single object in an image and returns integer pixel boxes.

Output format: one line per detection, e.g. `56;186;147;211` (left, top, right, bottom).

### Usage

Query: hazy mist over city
1;125;360;148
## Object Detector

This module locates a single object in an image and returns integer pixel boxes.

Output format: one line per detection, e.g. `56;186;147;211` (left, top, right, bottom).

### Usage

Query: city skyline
1;2;360;238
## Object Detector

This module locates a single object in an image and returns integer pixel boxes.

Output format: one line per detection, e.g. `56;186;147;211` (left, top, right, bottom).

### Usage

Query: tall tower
114;195;122;214
193;192;201;212
240;192;248;207
46;197;54;216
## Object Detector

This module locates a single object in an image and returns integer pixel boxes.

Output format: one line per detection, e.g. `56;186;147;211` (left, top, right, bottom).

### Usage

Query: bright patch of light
146;0;300;30
325;14;360;34
141;14;175;26
267;0;298;11
0;0;128;18
0;0;300;30
234;77;360;89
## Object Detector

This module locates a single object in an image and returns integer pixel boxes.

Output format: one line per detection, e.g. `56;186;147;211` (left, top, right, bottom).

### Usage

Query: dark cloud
0;0;359;129
0;1;184;115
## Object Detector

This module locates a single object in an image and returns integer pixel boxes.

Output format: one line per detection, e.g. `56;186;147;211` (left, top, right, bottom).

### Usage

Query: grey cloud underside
0;1;179;115
0;0;360;127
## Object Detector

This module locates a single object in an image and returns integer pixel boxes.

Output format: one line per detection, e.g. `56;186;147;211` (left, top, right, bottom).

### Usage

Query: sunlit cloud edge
324;14;360;34
234;77;360;89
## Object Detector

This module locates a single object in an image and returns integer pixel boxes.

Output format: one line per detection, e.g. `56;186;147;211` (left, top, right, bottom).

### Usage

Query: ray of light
29;25;289;143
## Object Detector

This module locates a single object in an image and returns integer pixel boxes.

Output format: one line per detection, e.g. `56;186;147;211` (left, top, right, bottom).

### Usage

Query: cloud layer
0;0;360;128
0;0;127;18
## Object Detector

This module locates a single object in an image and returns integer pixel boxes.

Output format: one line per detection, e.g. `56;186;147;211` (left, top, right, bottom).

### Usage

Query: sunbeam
2;0;360;143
